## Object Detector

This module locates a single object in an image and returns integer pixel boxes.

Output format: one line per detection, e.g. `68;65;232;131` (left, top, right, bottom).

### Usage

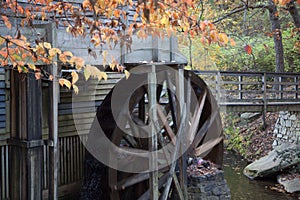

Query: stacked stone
187;170;231;200
273;111;300;147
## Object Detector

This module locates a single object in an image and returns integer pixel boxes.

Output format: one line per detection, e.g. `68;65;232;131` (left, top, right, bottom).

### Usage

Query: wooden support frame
9;70;43;199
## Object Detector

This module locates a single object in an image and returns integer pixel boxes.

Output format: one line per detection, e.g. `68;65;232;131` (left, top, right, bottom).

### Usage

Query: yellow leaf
102;51;107;66
219;33;228;44
49;48;61;57
84;65;91;80
43;42;51;49
99;71;108;80
0;37;5;46
73;84;79;94
59;78;71;89
71;71;79;84
124;70;130;79
28;63;36;70
74;57;85;69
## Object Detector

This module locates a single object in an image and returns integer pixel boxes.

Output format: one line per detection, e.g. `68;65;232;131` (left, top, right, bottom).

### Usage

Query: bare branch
213;4;269;24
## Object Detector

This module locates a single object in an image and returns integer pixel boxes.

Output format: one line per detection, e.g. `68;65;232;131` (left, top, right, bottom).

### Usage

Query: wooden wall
0;71;124;199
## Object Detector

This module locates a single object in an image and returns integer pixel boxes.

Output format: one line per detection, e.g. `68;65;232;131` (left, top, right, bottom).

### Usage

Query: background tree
182;0;299;72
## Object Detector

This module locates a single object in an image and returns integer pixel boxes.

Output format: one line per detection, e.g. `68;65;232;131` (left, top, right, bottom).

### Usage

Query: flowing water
223;151;299;200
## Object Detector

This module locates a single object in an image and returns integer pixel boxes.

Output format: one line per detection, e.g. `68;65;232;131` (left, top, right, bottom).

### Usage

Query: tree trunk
268;0;285;73
287;0;300;28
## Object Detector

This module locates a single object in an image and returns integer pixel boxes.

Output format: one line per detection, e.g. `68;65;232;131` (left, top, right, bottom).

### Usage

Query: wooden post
262;73;267;129
46;23;59;200
9;70;43;199
279;76;283;99
295;76;298;99
152;36;158;62
215;72;221;103
239;75;243;100
178;65;187;199
148;64;158;200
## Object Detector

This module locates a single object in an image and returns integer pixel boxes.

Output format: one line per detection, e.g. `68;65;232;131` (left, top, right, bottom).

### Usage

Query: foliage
0;0;233;92
222;113;251;157
179;0;300;72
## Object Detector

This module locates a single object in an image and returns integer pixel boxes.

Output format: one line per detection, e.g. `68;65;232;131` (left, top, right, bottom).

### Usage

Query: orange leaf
219;33;229;44
230;38;236;46
59;78;71;89
2;16;12;29
244;45;252;55
71;71;79;84
263;44;269;53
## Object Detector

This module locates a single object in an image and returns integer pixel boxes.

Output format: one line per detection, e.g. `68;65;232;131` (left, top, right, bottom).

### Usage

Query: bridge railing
193;70;300;111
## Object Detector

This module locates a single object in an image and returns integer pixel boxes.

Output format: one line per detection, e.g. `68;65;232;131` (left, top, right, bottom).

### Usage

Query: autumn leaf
2;16;12;29
230;38;236;46
49;48;62;57
84;65;91;80
59;78;72;89
244;45;252;55
28;63;36;70
43;42;51;49
59;54;67;64
35;71;41;80
49;75;54;81
73;84;79;94
219;33;228;44
63;51;73;57
71;71;79;84
99;71;108;80
0;37;5;46
263;44;269;53
124;70;130;79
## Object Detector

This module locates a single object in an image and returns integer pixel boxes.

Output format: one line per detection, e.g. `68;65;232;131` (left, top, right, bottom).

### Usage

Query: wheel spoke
191;108;219;150
189;90;207;144
160;106;187;200
157;106;176;145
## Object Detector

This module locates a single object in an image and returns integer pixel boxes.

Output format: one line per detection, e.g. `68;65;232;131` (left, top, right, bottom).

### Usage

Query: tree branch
213;4;269;24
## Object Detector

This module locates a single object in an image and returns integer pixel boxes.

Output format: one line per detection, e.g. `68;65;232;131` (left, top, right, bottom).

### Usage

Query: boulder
278;174;300;193
240;112;261;121
243;143;300;179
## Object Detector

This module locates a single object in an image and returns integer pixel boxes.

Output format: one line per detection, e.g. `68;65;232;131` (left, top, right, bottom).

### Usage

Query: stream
223;151;299;200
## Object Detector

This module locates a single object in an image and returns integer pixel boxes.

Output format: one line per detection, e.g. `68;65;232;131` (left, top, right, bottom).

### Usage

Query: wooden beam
148;64;158;200
9;70;43;199
46;22;59;200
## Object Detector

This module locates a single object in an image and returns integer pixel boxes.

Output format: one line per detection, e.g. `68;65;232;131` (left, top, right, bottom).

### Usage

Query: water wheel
80;64;223;200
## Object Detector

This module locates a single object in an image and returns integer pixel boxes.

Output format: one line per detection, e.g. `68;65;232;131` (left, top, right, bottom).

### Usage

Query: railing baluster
216;72;221;103
262;73;267;128
295;76;298;99
238;75;243;100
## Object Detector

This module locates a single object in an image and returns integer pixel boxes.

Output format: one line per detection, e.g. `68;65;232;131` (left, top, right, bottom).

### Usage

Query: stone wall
273;111;300;147
187;170;231;200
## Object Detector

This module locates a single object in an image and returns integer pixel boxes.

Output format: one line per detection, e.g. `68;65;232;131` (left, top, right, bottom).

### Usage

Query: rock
272;140;278;146
278;174;300;193
241;112;261;120
281;128;287;135
286;120;292;127
290;115;297;121
243;143;300;179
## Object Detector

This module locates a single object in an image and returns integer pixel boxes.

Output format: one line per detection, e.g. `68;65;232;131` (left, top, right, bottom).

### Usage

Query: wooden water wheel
80;64;223;200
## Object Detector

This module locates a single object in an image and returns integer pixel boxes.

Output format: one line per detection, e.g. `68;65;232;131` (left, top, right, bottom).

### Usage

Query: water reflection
223;151;299;200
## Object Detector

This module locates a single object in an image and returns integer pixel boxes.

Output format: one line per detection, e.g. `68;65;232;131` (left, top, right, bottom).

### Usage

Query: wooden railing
193;70;300;112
